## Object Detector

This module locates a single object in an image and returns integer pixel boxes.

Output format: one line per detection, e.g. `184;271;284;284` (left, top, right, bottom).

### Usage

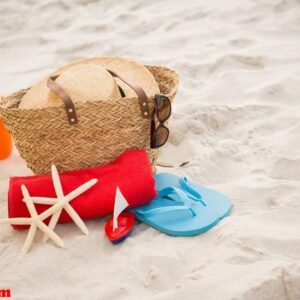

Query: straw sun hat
20;56;160;109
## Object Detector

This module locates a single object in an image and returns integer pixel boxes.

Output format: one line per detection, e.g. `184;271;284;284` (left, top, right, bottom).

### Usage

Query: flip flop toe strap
158;187;193;206
179;177;207;206
137;187;197;218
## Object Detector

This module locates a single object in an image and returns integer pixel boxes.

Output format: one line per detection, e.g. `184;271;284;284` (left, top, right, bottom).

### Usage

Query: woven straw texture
0;65;179;174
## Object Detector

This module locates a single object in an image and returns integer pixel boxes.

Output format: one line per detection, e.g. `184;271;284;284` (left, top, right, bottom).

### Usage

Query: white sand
1;0;300;299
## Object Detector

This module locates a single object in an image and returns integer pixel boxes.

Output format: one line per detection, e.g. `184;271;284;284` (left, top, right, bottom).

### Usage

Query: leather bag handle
47;69;151;125
47;75;78;125
106;69;150;119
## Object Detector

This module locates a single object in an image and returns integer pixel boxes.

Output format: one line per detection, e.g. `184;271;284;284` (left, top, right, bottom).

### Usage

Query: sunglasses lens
155;95;171;122
151;126;169;148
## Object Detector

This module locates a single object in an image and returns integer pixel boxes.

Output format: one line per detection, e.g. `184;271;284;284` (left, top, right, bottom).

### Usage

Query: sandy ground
1;0;300;299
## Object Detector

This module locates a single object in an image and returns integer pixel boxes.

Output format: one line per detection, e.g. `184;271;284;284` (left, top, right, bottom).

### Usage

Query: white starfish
0;166;98;257
0;185;65;258
24;165;98;242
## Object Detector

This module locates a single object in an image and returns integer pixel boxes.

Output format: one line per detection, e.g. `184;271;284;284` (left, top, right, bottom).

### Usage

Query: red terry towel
8;149;157;229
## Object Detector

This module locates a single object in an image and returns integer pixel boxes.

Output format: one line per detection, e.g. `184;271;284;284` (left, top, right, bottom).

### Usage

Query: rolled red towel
8;149;157;229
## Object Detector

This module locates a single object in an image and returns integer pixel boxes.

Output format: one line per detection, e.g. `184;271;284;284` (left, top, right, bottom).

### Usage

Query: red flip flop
105;212;136;244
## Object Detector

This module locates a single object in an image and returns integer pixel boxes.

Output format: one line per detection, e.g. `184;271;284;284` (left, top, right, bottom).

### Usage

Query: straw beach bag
0;57;179;174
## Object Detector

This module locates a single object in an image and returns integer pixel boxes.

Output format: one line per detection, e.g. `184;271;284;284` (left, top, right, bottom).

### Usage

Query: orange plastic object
0;119;13;160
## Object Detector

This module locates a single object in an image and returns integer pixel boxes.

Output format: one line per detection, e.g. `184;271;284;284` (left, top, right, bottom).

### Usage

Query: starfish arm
19;224;37;258
21;185;38;218
37;220;65;248
42;209;62;243
39;178;98;221
27;197;57;205
0;218;32;225
64;179;98;203
51;165;64;198
64;204;89;235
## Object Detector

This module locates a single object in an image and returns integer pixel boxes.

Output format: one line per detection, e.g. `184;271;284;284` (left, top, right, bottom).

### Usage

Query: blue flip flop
132;187;219;236
155;173;232;220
